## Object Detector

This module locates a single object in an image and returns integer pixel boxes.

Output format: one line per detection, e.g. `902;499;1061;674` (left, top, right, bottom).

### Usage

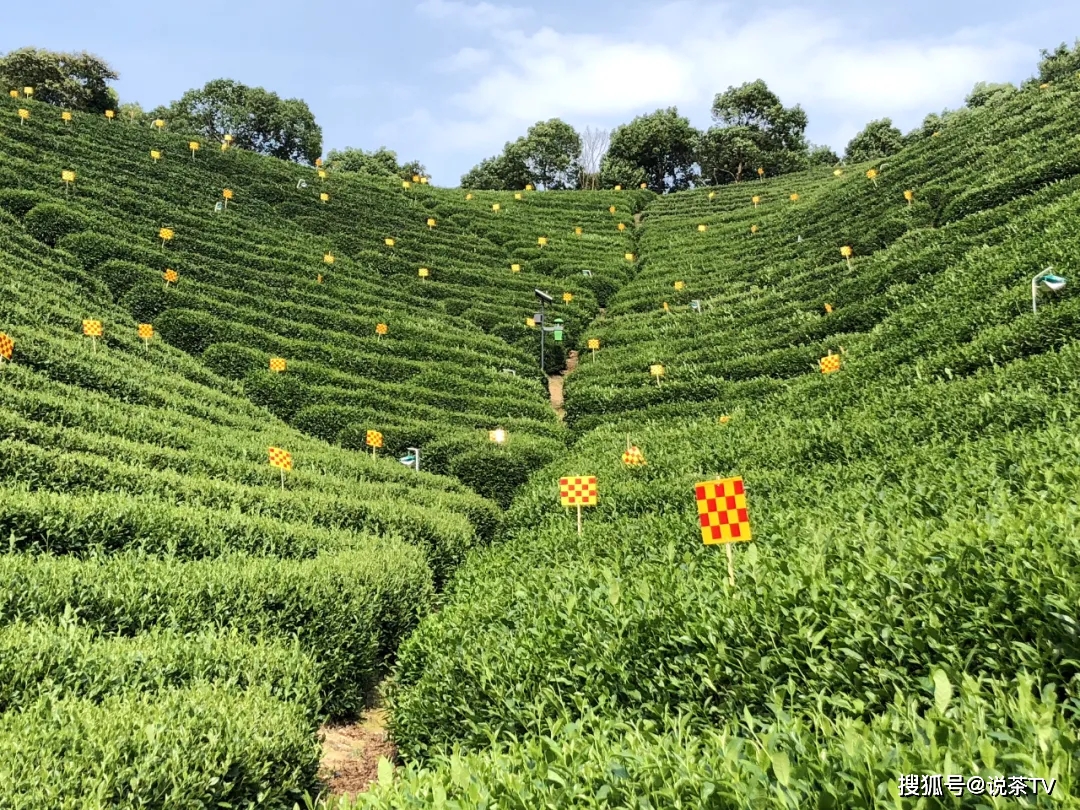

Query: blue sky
5;1;1080;184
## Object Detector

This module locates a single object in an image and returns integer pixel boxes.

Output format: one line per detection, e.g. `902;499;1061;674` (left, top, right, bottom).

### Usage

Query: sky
4;1;1080;185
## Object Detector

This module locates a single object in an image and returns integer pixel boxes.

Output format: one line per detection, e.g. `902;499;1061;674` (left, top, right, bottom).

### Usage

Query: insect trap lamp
1032;268;1066;313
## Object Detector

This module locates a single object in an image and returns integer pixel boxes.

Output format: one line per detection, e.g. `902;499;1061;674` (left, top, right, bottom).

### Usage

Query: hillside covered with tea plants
1;54;1080;809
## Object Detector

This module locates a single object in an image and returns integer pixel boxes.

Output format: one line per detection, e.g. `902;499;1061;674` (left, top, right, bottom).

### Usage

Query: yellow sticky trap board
159;228;173;242
562;292;573;303
320;193;329;202
492;203;500;212
465;193;473;200
427;218;436;228
375;323;388;335
820;353;841;374
269;357;286;372
163;269;178;284
538;237;548;246
696;477;751;544
526;317;535;327
515;193;522;200
617;223;625;231
384;238;395;247
622;446;645;466
650;364;664;377
138;324;154;340
418;268;429;277
587;339;600;350
625;253;634;261
366;430;383;448
151;150;161;160
674;281;685;290
0;332;13;360
698;224;707;232
511;263;521;273
223;189;233;199
61;111;72;122
575;227;582;235
61;170;75;183
525;184;533;191
403;181;411;189
268;447;293;471
559;476;598;507
790;193;799;202
82;320;103;337
324;253;334;264
315;158;323;166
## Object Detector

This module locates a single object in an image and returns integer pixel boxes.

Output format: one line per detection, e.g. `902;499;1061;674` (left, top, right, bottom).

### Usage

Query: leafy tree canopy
699;80;809;185
0;48;118;113
965;81;1017;108
844;117;905;163
166;79;322;165
603;107;698;192
1036;40;1080;85
327;146;426;180
461;118;581;190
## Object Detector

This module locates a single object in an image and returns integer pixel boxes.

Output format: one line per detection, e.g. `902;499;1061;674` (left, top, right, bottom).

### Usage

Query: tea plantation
1;67;1080;808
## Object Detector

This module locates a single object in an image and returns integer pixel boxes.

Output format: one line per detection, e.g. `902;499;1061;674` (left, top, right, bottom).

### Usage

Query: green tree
166;79;322;164
711;80;808;153
327;147;424;179
603;107;698;192
522;118;581;189
965;81;1017;108
699;80;809;184
1036;40;1080;84
844;118;905;162
807;143;839;167
461;137;532;190
0;48;118;113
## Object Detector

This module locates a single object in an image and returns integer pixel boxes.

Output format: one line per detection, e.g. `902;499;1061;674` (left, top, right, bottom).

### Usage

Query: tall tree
1036;40;1080;85
166;79;322;164
0;48;118;112
602;107;698;192
327;147;425;179
522;118;581;189
844;118;905;163
699;80;809;185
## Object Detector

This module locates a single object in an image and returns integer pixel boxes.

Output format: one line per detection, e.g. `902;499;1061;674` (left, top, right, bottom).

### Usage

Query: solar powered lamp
489;428;507;444
552;318;564;342
1032;267;1066;313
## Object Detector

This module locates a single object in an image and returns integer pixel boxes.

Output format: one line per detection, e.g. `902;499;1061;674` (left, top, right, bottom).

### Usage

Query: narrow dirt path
548;350;578;419
318;693;395;799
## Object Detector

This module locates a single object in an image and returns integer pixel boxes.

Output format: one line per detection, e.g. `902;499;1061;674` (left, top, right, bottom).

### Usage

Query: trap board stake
577;504;582;536
726;544;735;586
280;467;285;491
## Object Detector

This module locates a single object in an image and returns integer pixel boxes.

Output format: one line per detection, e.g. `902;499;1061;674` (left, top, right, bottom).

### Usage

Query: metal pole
540;299;546;373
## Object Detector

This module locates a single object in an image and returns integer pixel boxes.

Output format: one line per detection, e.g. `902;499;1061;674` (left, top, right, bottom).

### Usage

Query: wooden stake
577;504;582;536
726;543;735;586
280;468;285;491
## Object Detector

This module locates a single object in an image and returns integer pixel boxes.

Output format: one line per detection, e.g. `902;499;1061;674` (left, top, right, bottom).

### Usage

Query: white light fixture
1032;267;1066;313
489;428;507;444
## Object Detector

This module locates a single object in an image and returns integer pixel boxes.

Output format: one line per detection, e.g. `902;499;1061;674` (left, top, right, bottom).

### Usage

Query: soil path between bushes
318;690;395;799
548;349;578;419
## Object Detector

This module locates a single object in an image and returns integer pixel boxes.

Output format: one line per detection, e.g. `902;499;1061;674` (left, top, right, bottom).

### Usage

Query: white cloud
409;0;1034;172
416;0;532;29
437;46;493;72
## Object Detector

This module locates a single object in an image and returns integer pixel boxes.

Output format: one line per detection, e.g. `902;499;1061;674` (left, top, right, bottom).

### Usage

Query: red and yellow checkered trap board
695;477;751;544
560;476;598;507
268;447;293;471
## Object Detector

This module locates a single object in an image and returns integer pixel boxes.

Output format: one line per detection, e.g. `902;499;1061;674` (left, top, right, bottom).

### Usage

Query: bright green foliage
165;77;323;164
843;117;905;162
461;118;582;190
357;67;1080;805
0;47;118;112
7;49;1080;810
603;107;698;192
